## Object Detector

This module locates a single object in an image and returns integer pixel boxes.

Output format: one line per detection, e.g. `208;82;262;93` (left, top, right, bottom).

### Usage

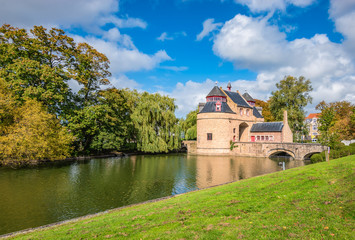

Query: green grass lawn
5;156;355;239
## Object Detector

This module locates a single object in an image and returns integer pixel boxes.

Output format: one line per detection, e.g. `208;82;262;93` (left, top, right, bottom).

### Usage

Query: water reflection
0;154;305;235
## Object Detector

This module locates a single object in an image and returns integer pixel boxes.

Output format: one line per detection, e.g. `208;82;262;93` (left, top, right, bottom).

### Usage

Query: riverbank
0;149;187;168
3;155;354;239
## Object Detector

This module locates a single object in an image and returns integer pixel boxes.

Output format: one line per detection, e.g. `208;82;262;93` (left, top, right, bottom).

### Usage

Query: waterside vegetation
5;155;354;239
0;25;180;166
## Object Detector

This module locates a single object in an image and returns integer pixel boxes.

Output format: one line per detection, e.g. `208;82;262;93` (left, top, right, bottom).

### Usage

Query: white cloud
102;28;135;49
110;75;141;89
72;35;172;74
211;13;355;113
0;0;146;32
196;18;222;41
162;79;216;117
157;32;174;41
234;0;315;12
213;15;287;70
160;66;189;71
329;0;355;57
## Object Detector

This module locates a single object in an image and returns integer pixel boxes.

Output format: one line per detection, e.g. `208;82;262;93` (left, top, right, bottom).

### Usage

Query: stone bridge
183;141;327;160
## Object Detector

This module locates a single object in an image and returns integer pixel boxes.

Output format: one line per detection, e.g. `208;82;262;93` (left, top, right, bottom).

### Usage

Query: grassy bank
5;156;354;239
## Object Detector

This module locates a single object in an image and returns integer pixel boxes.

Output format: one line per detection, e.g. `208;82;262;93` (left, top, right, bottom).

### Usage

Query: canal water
0;154;305;235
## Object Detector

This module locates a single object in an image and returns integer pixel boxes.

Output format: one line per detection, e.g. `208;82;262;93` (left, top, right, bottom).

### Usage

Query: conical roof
207;86;226;97
242;92;255;102
227;81;231;89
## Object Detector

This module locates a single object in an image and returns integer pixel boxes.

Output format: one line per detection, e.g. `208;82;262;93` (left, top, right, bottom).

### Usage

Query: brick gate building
196;83;293;155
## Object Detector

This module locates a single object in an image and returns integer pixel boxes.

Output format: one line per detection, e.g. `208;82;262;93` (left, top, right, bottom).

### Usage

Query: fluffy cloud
157;32;174;41
162;79;216;117
234;0;315;12
213;15;287;70
73;34;172;74
329;0;355;57
212;13;355;113
110;75;141;89
0;0;146;32
196;18;222;41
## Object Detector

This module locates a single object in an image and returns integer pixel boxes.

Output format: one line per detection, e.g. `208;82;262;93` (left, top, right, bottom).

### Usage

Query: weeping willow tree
130;91;180;153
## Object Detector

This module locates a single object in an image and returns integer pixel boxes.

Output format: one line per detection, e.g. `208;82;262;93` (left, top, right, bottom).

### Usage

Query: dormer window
216;101;221;111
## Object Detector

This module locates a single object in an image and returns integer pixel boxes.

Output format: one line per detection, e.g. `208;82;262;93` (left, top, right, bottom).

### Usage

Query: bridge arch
303;152;322;160
267;148;295;159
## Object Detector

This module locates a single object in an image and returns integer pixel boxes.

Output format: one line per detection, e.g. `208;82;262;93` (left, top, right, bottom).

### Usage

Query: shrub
310;153;324;163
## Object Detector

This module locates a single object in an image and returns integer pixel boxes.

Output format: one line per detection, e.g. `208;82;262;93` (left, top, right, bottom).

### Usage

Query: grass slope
6;156;355;239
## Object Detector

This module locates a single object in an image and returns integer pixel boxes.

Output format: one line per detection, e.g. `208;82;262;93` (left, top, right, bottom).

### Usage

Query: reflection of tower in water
194;155;303;189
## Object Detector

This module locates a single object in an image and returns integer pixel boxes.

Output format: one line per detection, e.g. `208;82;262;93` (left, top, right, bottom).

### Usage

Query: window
233;128;236;133
257;136;260;141
216;101;221;111
312;125;317;130
313;118;317;123
270;136;274;141
265;136;269;141
240;108;243;116
261;136;264;141
246;109;250;116
207;133;212;140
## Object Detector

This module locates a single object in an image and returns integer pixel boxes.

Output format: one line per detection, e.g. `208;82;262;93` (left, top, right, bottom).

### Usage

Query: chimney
283;110;288;125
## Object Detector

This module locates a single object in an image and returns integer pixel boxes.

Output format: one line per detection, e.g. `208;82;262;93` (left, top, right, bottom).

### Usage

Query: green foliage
312;145;355;163
130;91;180;153
310;153;323;163
0;24;183;162
270;76;313;140
0;24;111;117
0;99;74;164
68;88;130;153
0;25;76;116
180;109;198;140
72;42;111;105
316;101;355;147
230;140;238;150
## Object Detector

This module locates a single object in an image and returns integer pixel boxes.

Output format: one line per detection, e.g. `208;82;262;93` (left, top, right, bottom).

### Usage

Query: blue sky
1;0;354;117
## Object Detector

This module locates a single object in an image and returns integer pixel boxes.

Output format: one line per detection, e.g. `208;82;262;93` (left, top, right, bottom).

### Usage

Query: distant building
305;113;321;142
196;83;293;154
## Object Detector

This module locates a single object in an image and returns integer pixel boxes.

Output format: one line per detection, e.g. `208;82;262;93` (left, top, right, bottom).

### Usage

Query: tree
71;43;111;106
254;99;274;122
130;92;180;153
270;76;313;141
0;25;76;116
0;24;111;117
0;98;74;164
316;100;355;148
180;109;198;140
316;101;337;147
67;88;130;153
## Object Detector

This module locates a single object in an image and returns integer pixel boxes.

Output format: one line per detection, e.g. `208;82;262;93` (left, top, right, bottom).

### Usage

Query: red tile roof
305;113;320;119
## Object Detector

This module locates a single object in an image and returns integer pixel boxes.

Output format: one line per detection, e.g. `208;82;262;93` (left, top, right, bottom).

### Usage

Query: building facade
305;113;321;142
196;84;293;155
